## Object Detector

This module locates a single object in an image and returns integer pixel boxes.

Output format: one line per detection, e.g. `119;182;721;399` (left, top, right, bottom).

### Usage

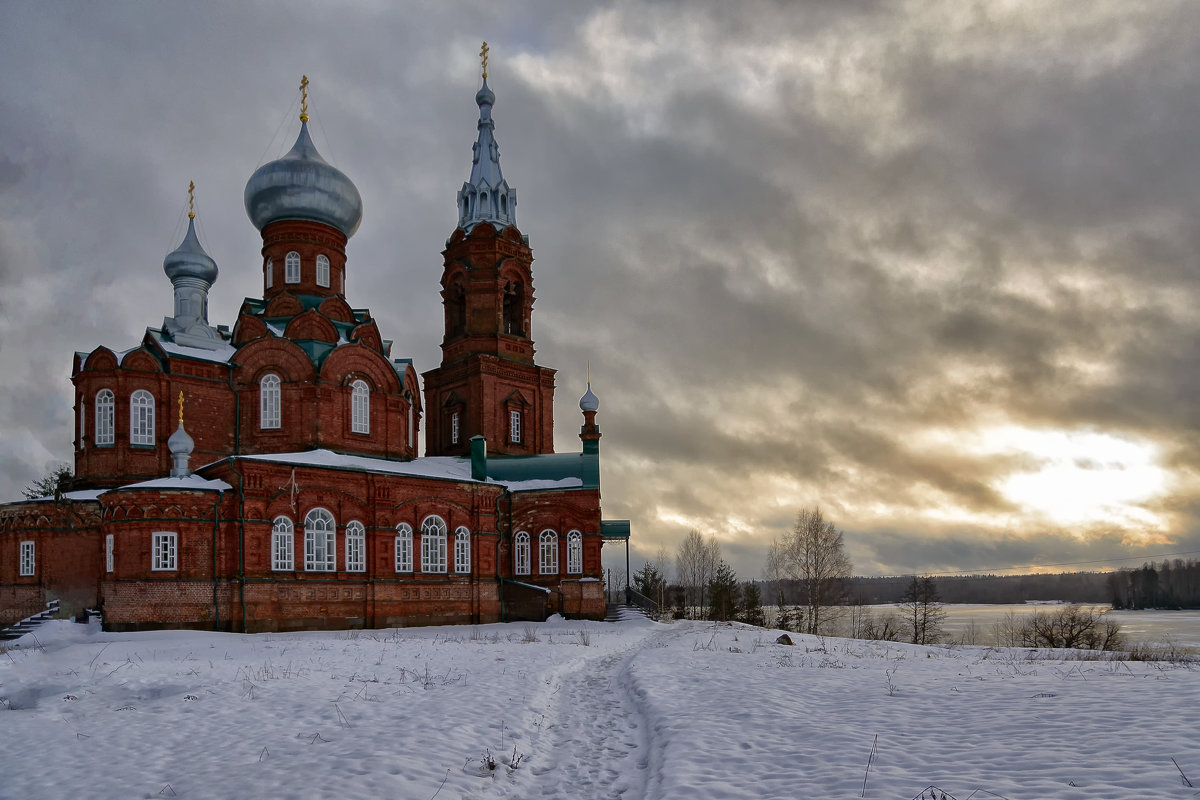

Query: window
80;399;86;443
454;527;471;574
259;373;281;429
351;379;370;434
408;406;414;449
285;251;300;283
272;516;294;571
567;531;582;574
130;390;155;446
19;541;35;577
451;410;460;445
152;532;177;572
539;530;558;575
316;254;330;287
105;534;114;573
421;515;447;573
304;508;335;572
265;258;273;289
345;520;366;572
95;389;114;446
394;523;413;573
514;531;530;576
509;409;521;444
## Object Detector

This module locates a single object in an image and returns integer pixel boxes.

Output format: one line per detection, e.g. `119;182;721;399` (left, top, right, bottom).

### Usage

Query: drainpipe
212;490;223;631
226;365;246;631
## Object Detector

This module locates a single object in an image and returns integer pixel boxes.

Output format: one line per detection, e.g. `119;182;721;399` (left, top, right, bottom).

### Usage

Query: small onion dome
476;77;496;110
244;121;363;238
168;421;195;457
580;384;599;413
163;217;218;284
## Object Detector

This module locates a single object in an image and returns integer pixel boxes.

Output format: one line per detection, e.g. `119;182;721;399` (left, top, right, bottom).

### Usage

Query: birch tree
766;507;852;635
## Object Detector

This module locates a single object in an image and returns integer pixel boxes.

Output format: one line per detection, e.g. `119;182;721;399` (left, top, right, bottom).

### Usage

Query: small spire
480;41;489;79
178;389;185;426
187;181;195;220
300;75;310;123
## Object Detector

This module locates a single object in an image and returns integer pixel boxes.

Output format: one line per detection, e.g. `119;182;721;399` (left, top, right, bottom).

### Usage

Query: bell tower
423;45;556;457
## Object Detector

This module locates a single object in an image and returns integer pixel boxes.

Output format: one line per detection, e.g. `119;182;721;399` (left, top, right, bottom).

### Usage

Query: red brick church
0;59;626;632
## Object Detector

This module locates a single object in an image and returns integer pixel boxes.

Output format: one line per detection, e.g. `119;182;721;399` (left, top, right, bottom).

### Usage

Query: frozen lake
910;603;1200;648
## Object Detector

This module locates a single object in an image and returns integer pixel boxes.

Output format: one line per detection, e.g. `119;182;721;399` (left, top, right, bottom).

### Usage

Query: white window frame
454;526;471;574
345;520;366;573
539;530;558;575
130;389;155;446
509;409;521;444
19;541;35;577
265;257;273;289
421;515;447;573
395;523;413;573
95;389;115;446
304;508;336;572
285;251;300;283
451;410;460;445
272;516;294;571
514;531;531;576
105;533;114;573
260;373;281;429
351;379;370;434
567;531;583;574
316;254;330;288
152;532;177;572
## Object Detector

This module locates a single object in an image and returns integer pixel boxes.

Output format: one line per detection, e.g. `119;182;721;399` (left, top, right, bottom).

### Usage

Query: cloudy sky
4;1;1200;581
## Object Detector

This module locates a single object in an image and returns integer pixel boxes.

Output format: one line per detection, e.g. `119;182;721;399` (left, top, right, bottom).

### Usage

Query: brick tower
423;48;555;457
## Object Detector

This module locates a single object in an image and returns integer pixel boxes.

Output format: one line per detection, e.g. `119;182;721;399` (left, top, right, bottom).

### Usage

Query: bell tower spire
423;45;555;458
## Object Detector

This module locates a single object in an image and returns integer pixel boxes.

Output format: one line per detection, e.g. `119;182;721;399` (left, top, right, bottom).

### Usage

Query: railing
625;587;660;618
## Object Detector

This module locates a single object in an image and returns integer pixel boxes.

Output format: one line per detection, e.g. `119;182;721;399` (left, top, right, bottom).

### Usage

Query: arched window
514;531;531;576
351;379;370;434
95;389;114;446
304;508;335;572
265;258;273;289
260;374;281;429
345;520;365;572
395;523;413;573
539;530;558;575
454;526;471;574
421;515;447;573
450;410;460;445
316;254;330;288
503;280;524;336
130;390;155;446
79;398;86;443
408;405;415;449
567;531;582;574
285;251;300;283
105;533;114;573
272;516;294;571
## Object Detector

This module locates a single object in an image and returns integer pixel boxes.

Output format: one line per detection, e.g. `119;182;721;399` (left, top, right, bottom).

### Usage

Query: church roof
213;448;597;492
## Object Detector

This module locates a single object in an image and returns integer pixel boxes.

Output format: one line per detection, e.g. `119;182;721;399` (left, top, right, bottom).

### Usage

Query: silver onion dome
580;384;599;413
244;121;363;238
163;217;218;284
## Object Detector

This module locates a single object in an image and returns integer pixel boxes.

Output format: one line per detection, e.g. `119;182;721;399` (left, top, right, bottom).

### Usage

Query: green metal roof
600;520;631;540
485;451;600;491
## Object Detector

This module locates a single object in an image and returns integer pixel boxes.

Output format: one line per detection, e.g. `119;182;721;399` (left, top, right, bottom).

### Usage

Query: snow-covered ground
2;615;1197;799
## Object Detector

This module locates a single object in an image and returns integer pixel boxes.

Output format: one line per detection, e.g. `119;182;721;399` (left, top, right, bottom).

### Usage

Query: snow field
2;617;1198;799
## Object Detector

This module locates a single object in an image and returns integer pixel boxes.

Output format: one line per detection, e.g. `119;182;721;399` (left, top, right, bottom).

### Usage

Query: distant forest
762;559;1200;608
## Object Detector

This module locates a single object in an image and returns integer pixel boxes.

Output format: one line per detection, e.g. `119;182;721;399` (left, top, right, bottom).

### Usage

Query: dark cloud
4;2;1200;581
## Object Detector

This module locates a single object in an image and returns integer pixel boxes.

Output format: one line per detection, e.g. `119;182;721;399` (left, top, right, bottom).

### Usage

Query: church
0;53;626;632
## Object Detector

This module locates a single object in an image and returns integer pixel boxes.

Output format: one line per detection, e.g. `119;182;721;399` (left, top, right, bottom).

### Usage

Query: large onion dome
244;121;363;237
163;217;218;284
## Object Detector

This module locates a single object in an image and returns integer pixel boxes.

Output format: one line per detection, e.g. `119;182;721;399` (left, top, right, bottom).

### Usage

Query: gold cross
480;42;489;79
187;181;195;220
178;390;185;426
300;75;310;123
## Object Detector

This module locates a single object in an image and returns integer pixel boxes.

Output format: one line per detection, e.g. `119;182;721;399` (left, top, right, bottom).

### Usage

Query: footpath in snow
2;616;1198;799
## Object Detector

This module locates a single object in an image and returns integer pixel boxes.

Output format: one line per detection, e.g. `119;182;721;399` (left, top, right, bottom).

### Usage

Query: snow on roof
235;449;583;491
110;475;232;492
155;338;239;364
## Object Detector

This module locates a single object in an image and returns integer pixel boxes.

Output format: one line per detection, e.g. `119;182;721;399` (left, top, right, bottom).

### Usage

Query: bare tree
766;507;852;635
675;530;720;619
898;575;946;645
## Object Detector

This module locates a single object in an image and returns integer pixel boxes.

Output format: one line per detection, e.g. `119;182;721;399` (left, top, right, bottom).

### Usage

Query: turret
162;182;222;349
